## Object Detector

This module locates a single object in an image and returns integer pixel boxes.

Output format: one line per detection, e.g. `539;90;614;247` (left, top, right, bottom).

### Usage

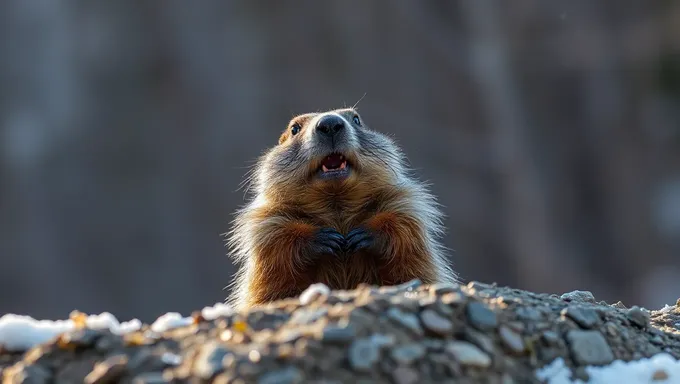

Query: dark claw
309;227;346;257
345;227;375;254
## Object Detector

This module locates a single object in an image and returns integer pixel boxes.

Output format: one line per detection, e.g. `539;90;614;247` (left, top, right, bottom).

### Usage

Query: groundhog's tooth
322;165;329;172
340;161;346;169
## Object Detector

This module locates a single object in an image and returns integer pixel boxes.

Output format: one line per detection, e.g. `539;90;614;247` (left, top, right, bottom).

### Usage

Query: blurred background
1;1;679;322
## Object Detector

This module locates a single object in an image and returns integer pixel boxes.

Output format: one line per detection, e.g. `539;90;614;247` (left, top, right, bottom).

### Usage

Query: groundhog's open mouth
317;153;351;180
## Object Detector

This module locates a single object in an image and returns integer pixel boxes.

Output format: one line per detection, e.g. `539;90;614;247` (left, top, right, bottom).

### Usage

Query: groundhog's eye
291;123;301;136
352;115;361;126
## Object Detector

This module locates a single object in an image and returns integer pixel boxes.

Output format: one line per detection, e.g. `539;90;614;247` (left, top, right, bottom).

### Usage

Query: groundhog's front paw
308;227;346;259
344;227;375;255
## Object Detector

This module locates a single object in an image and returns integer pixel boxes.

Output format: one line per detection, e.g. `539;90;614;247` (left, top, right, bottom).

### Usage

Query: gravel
1;280;679;383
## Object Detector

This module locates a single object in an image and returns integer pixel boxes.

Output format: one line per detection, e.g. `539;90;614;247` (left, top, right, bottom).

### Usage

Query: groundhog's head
252;108;406;197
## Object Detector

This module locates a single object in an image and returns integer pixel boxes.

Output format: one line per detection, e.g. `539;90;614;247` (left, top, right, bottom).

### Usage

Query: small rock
652;369;669;381
395;279;423;291
85;355;128;384
466;301;498;330
561;306;601;329
321;324;356;344
258;366;303;384
420;309;453;336
131;373;170;384
560;290;596;303
463;329;495;354
348;338;380;372
541;331;560;345
193;342;229;379
430;283;461;295
611;301;627;310
391;366;419;384
516;307;542;321
573;367;590;382
446;341;492;368
58;329;101;348
387;308;424;336
626;306;650;328
370;333;396;348
440;292;465;305
289;308;328;325
498;325;525;354
3;363;51;384
566;330;614;365
298;283;330;305
390;344;426;365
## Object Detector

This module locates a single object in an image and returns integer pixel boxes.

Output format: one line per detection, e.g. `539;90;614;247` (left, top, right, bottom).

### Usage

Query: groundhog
226;108;457;309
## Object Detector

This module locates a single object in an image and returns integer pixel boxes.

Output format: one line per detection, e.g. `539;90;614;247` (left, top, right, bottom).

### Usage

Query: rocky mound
1;280;679;383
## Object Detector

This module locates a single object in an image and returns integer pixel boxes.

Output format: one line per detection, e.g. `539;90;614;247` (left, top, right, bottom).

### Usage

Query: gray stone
85;355;128;384
390;344;426;365
3;363;51;384
566;330;614;365
420;309;453;336
498;325;525;354
321;324;356;344
463;329;495;354
257;366;304;384
192;342;229;379
466;301;498;330
348;338;380;372
516;307;542;321
541;331;560;345
289;308;328;325
131;373;170;384
387;308;424;336
430;283;461;295
611;301;627;310
446;341;492;368
560;290;596;303
392;366;419;384
60;329;101;348
370;333;396;348
626;306;650;328
561;306;601;329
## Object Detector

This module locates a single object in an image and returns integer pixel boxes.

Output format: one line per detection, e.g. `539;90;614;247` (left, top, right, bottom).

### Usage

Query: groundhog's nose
315;115;345;138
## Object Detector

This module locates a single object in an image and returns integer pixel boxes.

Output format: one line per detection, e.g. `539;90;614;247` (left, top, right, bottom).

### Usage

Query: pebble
131;373;170;384
652;369;669;381
59;329;101;348
515;307;542;321
445;341;492;368
466;302;498;330
289;308;328;325
299;283;330;305
611;301;627;310
560;290;596;303
192;342;229;379
391;344;426;365
420;309;453;336
321;324;356;344
440;292;465;305
387;308;424;336
85;355;128;384
430;283;461;295
566;330;614;365
463;329;495;354
392;366;419;384
498;325;525;354
257;366;303;384
3;363;51;384
561;306;601;329
370;333;397;348
541;330;560;345
626;306;650;328
348;338;380;372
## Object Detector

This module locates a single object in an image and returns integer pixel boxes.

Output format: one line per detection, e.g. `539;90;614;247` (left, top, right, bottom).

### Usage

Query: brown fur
226;108;456;310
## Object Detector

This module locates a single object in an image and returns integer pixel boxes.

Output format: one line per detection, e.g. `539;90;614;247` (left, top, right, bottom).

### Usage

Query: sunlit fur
226;108;457;310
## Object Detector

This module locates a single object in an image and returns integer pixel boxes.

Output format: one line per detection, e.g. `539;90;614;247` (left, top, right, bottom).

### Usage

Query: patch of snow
0;312;141;352
536;353;680;383
299;283;331;305
149;312;193;333
201;302;234;321
658;304;675;314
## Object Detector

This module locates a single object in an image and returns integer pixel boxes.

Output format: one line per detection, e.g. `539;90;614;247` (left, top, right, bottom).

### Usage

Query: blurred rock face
0;1;679;321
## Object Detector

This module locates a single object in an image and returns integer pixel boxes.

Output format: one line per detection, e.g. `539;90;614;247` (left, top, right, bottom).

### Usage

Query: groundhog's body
226;108;456;310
